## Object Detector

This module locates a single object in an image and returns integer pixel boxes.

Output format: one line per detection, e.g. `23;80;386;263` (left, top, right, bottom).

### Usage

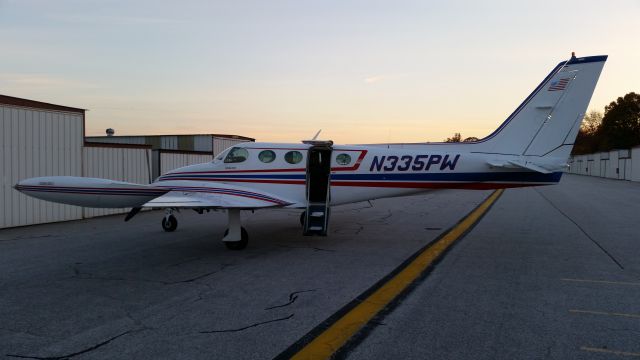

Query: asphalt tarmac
348;175;640;359
1;174;638;359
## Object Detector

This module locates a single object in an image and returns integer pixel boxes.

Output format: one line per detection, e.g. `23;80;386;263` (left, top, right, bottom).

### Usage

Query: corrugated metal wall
213;136;248;156
82;145;152;218
161;136;178;150
87;135;253;155
568;147;639;182
3;115;253;228
193;135;213;152
160;152;213;174
85;136;146;145
632;148;640;182
1;106;84;228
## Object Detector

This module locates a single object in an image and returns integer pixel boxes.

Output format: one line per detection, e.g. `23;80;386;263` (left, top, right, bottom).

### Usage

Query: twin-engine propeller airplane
16;54;607;250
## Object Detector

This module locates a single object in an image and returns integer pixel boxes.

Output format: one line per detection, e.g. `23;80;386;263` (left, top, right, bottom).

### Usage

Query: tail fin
476;55;607;158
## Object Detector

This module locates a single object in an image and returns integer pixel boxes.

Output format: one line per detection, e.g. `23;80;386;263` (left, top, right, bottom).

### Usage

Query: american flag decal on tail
548;77;571;91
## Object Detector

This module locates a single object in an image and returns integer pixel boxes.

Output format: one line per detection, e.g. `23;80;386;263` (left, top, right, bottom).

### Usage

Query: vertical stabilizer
473;55;607;158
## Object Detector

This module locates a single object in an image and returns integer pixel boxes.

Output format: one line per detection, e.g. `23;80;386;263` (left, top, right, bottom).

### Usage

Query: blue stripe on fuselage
159;171;562;183
331;172;562;182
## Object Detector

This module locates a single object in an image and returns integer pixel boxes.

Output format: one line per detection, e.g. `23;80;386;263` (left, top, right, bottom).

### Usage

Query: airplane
15;53;607;250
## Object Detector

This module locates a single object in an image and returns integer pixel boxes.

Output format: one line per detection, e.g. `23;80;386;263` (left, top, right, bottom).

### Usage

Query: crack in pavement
276;244;336;252
5;329;138;360
332;224;364;235
71;264;232;285
166;256;203;268
265;289;318;310
534;188;624;270
340;201;374;212
2;234;54;242
199;314;294;334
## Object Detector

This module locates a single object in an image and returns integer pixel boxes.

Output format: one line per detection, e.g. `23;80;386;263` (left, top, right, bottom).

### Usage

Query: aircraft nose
14;180;25;192
14;178;37;192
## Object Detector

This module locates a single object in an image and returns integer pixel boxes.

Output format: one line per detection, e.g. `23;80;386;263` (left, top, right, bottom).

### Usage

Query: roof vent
106;128;115;136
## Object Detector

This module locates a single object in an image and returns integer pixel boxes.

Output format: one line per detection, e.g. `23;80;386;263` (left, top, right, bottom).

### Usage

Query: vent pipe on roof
106;128;115;136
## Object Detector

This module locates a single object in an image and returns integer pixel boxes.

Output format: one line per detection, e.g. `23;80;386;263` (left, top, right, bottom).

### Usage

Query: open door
303;142;332;236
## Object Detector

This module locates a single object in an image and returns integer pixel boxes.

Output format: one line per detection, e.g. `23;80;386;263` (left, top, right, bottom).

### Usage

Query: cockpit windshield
223;147;249;163
213;148;230;163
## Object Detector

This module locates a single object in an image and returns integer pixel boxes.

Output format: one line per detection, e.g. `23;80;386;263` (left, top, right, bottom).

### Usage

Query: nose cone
15;178;37;192
14;179;26;192
14;177;58;194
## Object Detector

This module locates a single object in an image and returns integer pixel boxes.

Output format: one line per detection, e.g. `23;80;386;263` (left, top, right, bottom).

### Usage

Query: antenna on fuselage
302;129;332;146
311;129;322;141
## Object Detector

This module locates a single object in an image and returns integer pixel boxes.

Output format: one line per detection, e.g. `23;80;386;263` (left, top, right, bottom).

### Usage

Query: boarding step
303;204;330;236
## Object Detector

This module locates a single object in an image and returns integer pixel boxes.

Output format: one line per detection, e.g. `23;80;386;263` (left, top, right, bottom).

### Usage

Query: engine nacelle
15;176;168;208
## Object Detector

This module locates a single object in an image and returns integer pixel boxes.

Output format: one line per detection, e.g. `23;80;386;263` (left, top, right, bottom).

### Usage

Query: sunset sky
1;0;638;144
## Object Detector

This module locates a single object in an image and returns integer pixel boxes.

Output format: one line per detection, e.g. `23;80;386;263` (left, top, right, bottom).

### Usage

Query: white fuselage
155;142;562;208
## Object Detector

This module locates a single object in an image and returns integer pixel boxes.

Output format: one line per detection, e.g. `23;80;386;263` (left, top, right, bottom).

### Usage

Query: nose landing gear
160;208;250;250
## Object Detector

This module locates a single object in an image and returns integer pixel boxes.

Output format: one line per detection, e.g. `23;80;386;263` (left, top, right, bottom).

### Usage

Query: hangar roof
88;134;255;141
0;94;85;114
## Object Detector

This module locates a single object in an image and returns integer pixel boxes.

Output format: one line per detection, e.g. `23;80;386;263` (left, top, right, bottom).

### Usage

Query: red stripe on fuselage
165;150;368;175
162;177;552;189
163;177;306;185
330;181;553;189
331;150;367;172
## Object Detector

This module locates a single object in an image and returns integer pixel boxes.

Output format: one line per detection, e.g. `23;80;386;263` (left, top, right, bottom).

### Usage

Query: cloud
0;73;97;90
364;75;384;84
363;73;409;84
47;13;185;26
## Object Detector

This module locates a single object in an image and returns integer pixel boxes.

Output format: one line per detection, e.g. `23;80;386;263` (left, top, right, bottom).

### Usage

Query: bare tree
581;110;602;135
444;132;462;143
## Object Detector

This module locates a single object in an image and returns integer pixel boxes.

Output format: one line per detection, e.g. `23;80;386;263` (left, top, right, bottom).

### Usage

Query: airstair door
303;144;332;236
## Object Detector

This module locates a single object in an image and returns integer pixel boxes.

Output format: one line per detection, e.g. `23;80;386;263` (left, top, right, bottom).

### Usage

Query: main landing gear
160;208;250;250
222;209;249;250
162;209;178;232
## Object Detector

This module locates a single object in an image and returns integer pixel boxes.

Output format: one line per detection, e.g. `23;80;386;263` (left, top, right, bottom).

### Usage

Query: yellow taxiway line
289;189;504;360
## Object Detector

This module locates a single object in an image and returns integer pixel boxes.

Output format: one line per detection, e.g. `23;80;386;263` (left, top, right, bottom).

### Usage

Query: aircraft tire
162;215;178;232
300;211;306;227
224;227;249;250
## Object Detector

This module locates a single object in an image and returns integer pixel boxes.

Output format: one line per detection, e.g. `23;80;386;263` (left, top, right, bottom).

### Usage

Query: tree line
443;92;640;154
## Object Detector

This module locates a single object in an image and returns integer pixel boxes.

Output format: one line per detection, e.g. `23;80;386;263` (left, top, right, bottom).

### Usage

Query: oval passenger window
336;153;352;165
284;151;303;164
258;150;276;163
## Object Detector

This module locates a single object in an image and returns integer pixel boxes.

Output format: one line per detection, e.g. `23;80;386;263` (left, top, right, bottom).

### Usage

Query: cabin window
258;150;276;163
284;151;303;164
336;153;352;165
224;147;249;163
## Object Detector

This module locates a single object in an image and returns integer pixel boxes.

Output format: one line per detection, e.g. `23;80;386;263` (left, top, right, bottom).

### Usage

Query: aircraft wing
144;180;297;209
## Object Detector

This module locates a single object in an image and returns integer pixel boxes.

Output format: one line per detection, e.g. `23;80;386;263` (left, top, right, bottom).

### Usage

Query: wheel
300;211;306;227
161;215;178;232
224;227;249;250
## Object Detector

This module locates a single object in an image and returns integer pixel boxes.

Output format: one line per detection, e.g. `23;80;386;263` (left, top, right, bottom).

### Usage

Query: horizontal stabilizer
487;159;567;174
